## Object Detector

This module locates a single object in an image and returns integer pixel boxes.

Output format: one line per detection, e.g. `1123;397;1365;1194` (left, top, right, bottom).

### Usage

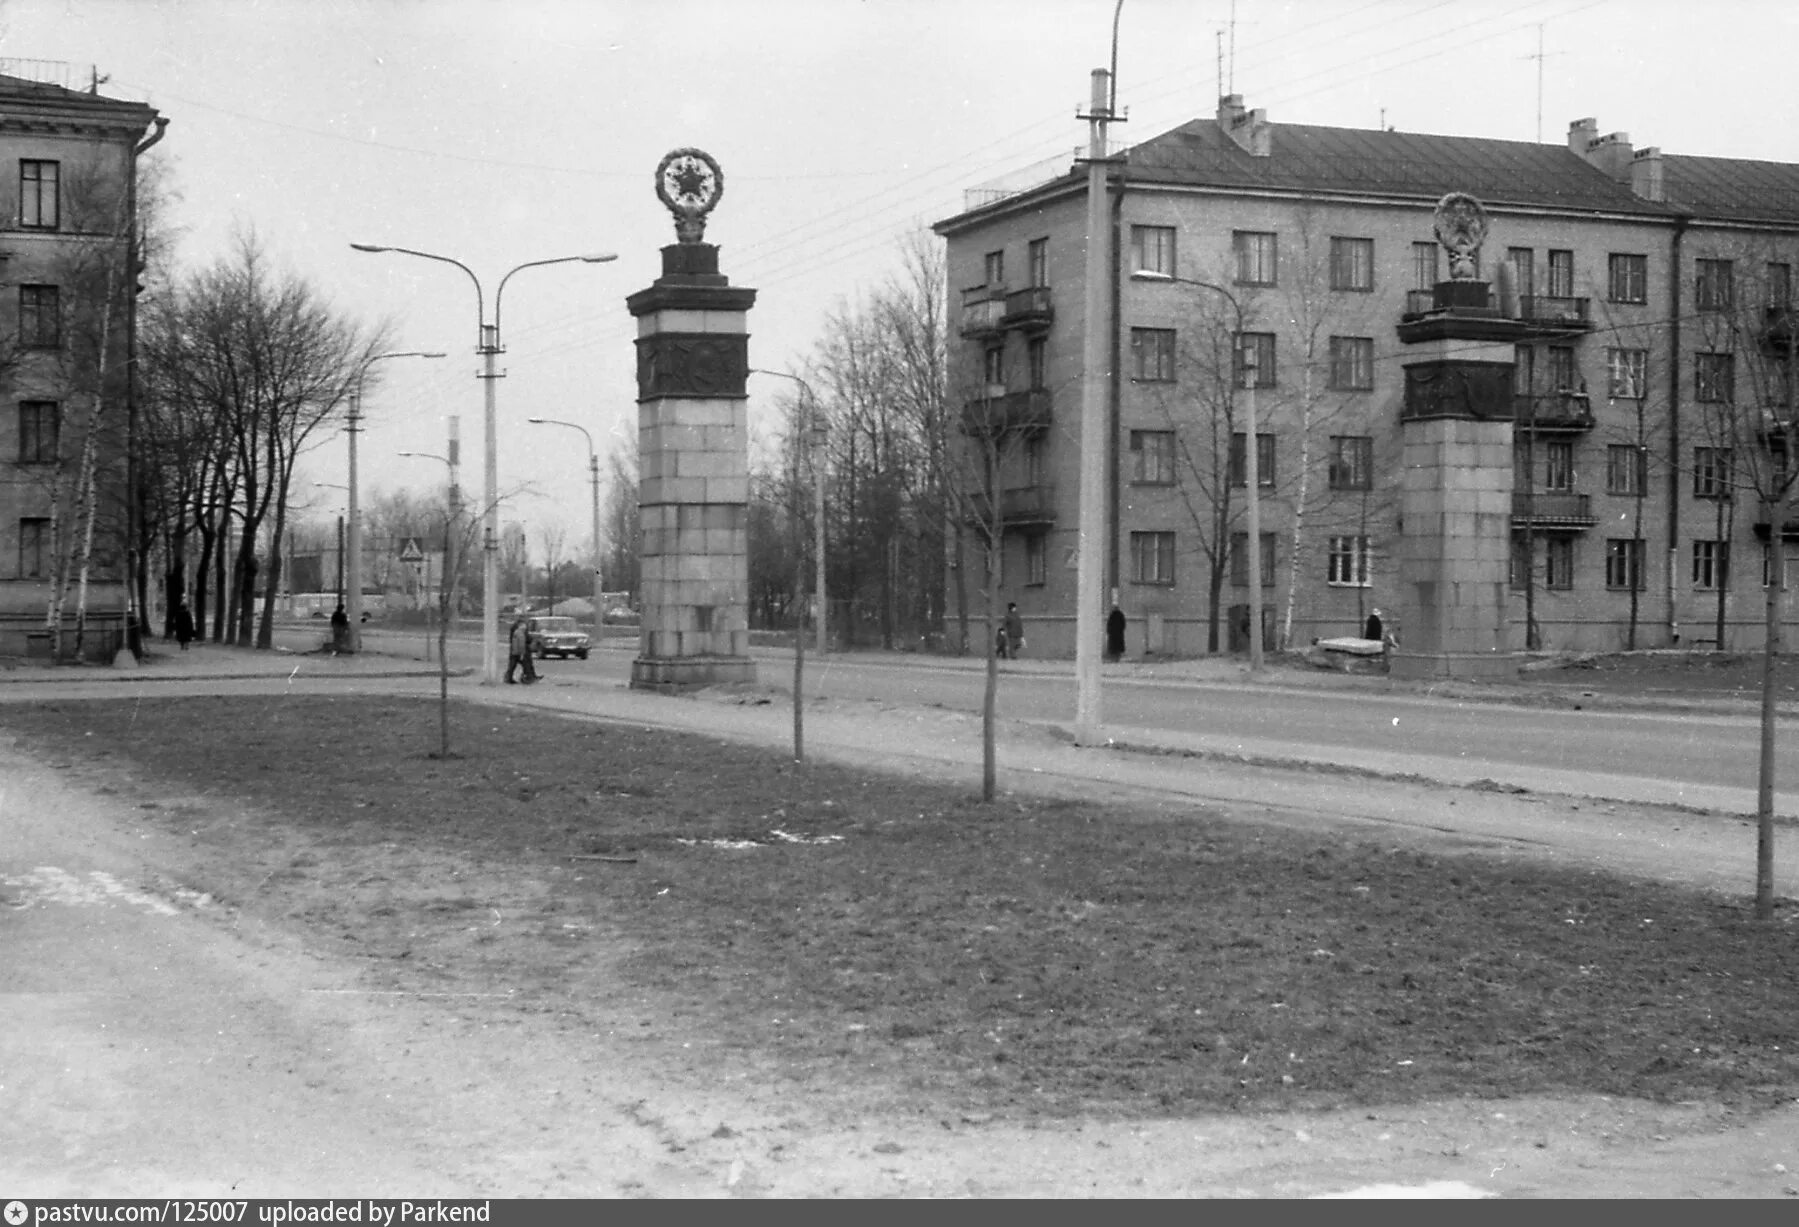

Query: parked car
526;615;590;659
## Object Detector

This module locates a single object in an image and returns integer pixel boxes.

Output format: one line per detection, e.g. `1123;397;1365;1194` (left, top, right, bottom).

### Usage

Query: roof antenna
1520;23;1563;142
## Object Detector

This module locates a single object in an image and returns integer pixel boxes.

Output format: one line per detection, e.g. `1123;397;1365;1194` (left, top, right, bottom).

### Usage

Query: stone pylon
626;237;757;691
1391;192;1519;681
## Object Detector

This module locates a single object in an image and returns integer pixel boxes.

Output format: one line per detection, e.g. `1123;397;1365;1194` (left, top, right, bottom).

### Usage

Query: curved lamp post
526;417;602;611
347;349;447;652
351;244;616;683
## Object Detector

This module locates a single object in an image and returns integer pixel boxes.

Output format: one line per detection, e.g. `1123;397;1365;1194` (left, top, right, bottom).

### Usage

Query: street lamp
347;349;447;652
1137;272;1264;672
351;243;617;684
750;369;828;655
526;417;603;613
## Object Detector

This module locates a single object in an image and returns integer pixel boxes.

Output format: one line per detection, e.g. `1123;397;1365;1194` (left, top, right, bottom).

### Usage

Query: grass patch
10;694;1799;1118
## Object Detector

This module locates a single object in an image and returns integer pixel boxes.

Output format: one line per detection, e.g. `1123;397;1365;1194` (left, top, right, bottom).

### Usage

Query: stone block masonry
627;241;758;692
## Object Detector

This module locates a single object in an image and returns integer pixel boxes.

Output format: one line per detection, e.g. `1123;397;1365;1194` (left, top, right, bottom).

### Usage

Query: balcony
959;286;1006;338
961;388;1052;437
1512;491;1597;529
1514;391;1595;432
966;483;1058;530
1000;285;1054;332
1518;295;1594;332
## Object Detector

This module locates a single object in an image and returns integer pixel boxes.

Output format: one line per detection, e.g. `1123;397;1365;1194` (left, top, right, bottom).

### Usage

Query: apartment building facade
936;96;1799;658
0;70;162;658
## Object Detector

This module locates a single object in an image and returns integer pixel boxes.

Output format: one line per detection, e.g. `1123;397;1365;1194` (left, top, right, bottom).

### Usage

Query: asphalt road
357;625;1796;816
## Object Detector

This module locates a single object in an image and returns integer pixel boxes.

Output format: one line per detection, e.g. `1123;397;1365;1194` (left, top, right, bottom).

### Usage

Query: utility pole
1074;64;1121;742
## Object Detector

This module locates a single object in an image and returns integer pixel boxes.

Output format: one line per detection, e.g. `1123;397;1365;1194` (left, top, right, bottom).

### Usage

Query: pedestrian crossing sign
398;537;425;563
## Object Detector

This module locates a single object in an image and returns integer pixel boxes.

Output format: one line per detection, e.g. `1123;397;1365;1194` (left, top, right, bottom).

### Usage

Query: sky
3;0;1797;558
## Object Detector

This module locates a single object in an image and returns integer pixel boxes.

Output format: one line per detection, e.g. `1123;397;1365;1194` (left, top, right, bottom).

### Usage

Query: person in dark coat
173;603;195;651
1000;603;1025;660
505;616;538;684
1106;605;1126;661
1364;608;1384;642
329;604;349;653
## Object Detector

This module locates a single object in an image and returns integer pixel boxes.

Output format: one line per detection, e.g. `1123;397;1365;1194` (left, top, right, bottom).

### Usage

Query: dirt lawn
4;681;1799;1198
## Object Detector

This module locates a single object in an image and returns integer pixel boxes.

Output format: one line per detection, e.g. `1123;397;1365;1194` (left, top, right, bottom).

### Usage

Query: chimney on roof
1631;146;1665;202
1568;118;1635;180
1217;93;1271;157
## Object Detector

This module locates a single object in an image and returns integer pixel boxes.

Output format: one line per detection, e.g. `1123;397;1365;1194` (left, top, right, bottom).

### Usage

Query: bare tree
142;231;387;649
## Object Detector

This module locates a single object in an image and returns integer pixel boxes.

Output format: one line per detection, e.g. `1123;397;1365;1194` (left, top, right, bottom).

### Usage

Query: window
1696;258;1734;311
1513;535;1576;589
1025;534;1047;586
18;517;48;578
983;249;1004;287
1770;263;1793;310
20;160;58;230
1514;345;1536;395
1230;532;1276;588
1542;440;1574;492
1131;531;1175;585
1548;249;1574;298
1233;230;1277;286
1607;347;1648;399
1022;435;1045;487
1546;346;1577;392
1026;337;1047;389
1329;435;1373;490
1129;328;1176;381
1608;254;1648;304
1027;238;1048;288
18;401;58;463
1236;331;1276;388
19;285;59;348
1508;247;1535;299
1606;444;1646;496
1412;241;1439;290
1696;351;1735;403
1229;432;1276;488
1327;336;1373;390
1129;429;1176;485
1543;537;1574;589
981;346;1005;390
1694;447;1733;499
1131;225;1175;276
1693;539;1728;590
1327;535;1371;586
1606;538;1645;591
1329;237;1374;291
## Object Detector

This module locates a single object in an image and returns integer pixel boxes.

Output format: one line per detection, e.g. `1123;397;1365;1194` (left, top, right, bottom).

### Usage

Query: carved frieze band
1402;361;1515;421
635;332;749;400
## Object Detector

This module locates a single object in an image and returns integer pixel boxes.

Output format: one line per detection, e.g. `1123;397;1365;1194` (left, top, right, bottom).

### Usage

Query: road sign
398;537;425;563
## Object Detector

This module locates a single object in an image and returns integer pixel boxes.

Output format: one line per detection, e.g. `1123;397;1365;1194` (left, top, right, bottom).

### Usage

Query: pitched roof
1659;154;1799;226
0;71;159;128
1122;117;1670;216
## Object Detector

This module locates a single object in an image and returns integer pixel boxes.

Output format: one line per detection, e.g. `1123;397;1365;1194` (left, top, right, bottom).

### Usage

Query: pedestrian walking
1364;608;1384;642
505;616;539;684
173;603;195;651
1001;602;1025;660
329;604;349;654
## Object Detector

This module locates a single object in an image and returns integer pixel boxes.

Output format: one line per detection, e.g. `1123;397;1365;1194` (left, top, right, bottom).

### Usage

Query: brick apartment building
935;95;1799;658
0;67;162;658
